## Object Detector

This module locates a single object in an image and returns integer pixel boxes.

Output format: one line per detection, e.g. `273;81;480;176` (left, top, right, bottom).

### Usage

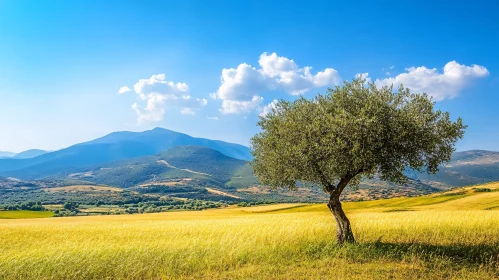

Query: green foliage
1;201;45;211
251;78;466;193
76;146;249;188
63;201;79;211
159;146;248;183
226;163;260;188
474;188;492;192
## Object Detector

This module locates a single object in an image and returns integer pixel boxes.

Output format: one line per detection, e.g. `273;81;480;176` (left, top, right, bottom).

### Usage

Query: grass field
0;210;54;219
1;183;499;279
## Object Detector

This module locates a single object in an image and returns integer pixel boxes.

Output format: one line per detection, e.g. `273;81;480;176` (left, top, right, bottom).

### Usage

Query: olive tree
250;78;466;244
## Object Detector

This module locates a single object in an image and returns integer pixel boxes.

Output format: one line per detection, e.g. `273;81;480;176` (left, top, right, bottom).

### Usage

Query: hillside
409;150;499;187
64;146;251;188
0;146;443;206
0;128;251;180
81;127;252;160
2;128;499;204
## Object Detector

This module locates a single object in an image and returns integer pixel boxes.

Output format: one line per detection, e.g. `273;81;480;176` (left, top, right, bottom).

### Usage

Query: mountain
0;128;252;180
81;127;252;161
64;146;253;188
11;149;48;159
1;125;498;196
3;146;499;206
0;141;158;180
0;151;15;158
408;150;499;187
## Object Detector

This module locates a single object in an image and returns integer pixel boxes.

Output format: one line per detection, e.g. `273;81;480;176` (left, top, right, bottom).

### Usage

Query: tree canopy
251;78;466;243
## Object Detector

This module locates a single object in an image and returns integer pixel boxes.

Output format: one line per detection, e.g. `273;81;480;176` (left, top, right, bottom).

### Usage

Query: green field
1;183;499;279
0;210;54;219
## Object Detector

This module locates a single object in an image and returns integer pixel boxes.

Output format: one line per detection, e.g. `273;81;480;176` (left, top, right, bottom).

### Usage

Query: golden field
1;183;499;279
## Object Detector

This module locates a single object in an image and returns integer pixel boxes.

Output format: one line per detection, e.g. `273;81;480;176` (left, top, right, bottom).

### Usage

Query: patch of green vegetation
474;188;492;192
0;210;53;219
439;191;467;196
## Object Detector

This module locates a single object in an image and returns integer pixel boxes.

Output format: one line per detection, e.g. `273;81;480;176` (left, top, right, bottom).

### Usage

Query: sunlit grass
1;189;499;279
0;210;54;219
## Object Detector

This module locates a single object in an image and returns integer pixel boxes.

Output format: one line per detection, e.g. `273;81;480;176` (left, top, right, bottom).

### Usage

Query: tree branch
332;167;369;196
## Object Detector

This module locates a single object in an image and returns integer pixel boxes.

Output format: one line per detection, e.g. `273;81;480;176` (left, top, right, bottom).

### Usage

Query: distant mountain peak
12;149;48;159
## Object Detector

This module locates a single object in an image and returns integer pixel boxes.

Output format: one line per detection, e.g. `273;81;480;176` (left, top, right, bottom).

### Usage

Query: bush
474;188;492;193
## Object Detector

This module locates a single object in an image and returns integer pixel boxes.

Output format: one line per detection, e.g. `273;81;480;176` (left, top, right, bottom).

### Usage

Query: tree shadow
362;241;499;265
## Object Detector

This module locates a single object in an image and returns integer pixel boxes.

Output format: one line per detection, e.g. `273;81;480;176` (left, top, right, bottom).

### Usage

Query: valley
1;128;499;215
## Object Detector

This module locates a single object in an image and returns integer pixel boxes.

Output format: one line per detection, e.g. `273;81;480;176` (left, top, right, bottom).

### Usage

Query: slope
81;127;252;161
0;151;15;158
409;150;499;187
11;149;48;159
65;146;250;188
0;128;252;180
0;141;156;179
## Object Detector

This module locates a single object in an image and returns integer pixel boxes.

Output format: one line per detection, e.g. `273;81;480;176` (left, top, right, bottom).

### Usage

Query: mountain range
0;128;252;180
1;127;499;204
0;149;48;159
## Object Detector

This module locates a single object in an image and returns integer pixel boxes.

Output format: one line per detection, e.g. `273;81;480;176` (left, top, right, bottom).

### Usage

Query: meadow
1;183;499;279
0;210;53;219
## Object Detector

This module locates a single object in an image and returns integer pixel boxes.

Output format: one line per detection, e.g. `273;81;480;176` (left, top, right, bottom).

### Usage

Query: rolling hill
408;150;499;187
2;127;499;204
62;146;252;188
0;151;15;158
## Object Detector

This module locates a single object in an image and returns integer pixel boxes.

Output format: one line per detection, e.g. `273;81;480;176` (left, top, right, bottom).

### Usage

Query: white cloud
118;86;131;94
134;74;189;100
374;61;489;101
129;74;207;124
132;94;169;124
215;52;341;114
220;96;264;114
180;108;195;115
259;99;279;117
207;116;219;121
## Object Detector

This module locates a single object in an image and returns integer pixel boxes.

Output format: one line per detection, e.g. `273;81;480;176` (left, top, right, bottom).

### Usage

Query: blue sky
1;0;498;152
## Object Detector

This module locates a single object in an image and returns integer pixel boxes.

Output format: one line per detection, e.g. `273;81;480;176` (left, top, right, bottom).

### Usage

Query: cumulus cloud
207;116;219;121
215;52;341;114
373;61;489;101
220;96;264;114
132;94;169;124
127;74;207;124
118;86;131;94
259;99;279;117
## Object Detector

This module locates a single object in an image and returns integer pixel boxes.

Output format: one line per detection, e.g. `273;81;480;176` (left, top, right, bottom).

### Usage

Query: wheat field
1;184;499;279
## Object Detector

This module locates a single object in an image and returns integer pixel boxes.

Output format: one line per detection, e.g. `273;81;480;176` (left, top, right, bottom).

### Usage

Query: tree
250;78;466;244
63;201;79;211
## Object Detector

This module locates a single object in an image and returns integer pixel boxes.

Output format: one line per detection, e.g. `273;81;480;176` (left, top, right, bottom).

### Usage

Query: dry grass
139;179;193;187
43;185;123;193
1;186;499;279
206;187;241;199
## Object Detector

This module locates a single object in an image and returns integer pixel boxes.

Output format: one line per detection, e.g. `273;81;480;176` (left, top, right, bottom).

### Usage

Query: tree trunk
327;194;355;244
